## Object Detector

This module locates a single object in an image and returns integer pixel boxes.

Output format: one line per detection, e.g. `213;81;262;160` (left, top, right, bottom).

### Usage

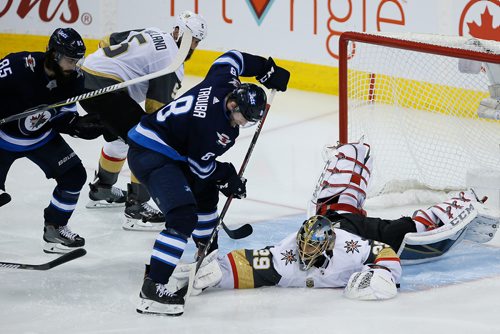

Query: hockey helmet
174;10;207;41
230;83;267;122
47;28;86;60
296;215;336;270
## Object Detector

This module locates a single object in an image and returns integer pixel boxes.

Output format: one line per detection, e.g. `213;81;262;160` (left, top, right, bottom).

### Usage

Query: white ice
1;76;499;334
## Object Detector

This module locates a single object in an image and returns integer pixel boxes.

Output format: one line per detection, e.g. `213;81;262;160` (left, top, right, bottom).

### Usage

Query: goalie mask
296;215;336;271
229;83;267;122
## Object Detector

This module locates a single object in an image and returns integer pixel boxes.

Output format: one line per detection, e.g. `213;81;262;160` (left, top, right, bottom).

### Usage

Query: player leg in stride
0;28;96;254
122;182;165;231
86;140;128;208
80;10;208;231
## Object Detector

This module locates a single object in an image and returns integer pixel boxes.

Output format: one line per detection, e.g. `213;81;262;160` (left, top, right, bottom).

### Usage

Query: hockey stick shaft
203;89;276;253
184;90;277;301
0;248;86;270
0;31;193;125
220;89;277;239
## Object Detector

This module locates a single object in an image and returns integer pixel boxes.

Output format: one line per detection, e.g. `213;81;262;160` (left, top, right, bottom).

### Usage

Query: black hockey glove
54;113;105;140
216;164;247;199
256;57;291;92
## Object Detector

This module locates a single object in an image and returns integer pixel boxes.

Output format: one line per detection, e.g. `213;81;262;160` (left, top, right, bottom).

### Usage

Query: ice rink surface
1;76;500;334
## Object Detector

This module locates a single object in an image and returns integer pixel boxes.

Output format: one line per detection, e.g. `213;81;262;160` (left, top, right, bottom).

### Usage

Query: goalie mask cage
338;32;500;197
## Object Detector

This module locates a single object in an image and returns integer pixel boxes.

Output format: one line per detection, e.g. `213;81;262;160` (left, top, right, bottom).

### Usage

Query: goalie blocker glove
256;57;291;92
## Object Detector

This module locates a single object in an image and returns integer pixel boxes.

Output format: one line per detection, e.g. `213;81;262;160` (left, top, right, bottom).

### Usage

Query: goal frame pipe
338;31;500;143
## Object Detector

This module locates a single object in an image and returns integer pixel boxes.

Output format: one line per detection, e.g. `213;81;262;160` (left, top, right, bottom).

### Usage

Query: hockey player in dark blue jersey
127;49;290;315
0;28;103;254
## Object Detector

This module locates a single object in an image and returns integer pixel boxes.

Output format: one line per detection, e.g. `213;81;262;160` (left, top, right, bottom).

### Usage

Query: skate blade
43;242;84;254
85;200;125;209
136;299;183;316
122;217;164;232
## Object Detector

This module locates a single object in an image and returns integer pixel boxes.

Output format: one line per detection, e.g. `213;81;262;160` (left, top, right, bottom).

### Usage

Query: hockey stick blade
0;248;87;270
0;31;193;125
221;222;253;239
0;191;11;207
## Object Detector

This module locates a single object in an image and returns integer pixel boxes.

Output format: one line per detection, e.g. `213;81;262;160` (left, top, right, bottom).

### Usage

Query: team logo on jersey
344;240;360;254
23;54;36;72
46;79;58;91
280;249;297;265
216;132;232;147
228;78;240;88
21;111;51;133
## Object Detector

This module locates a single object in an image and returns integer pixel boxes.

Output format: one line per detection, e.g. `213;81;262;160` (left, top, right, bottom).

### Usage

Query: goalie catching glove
256;57;290;92
344;266;398;301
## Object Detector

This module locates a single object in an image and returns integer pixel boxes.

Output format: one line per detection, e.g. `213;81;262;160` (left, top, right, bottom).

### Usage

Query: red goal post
338;31;500;196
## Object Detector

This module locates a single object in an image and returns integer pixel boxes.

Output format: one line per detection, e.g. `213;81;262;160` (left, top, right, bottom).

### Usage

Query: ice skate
122;201;165;231
86;176;127;209
136;277;185;316
43;224;85;254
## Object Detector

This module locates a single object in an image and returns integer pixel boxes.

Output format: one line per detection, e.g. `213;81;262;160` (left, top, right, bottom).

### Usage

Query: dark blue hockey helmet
231;83;267;122
47;28;86;60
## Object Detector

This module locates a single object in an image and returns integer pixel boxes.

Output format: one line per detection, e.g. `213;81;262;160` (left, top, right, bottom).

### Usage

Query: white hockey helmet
174;10;207;41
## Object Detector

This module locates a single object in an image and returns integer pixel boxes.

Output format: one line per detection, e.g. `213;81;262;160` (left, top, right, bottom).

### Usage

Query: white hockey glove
170;250;222;296
344;267;397;301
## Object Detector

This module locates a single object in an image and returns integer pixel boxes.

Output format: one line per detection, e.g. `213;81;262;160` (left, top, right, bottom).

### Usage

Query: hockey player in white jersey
79;10;207;230
173;141;499;300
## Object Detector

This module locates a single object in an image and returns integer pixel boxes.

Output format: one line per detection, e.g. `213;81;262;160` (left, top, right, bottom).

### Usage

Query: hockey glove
216;164;247;199
59;113;105;140
256;57;290;92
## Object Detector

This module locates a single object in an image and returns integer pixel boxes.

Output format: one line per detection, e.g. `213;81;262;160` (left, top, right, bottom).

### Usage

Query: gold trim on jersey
374;247;399;263
145;98;165;114
98;35;111;48
228;250;255;289
81;66;124;84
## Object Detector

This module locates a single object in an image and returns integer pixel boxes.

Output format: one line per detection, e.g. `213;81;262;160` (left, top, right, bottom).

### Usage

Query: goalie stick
0;248;86;270
0;30;193;125
184;90;277;301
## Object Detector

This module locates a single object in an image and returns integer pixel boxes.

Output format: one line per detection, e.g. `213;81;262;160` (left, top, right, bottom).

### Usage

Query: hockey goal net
339;32;500;197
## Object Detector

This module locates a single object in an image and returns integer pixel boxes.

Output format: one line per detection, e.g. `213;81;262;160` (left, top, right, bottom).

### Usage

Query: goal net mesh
341;32;500;197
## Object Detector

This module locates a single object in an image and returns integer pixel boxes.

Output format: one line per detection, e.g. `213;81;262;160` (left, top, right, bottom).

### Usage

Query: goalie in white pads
173;142;499;300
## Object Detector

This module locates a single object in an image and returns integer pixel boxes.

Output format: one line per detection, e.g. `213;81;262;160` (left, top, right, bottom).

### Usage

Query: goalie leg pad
412;190;478;231
464;205;500;243
315;142;373;215
343;268;397;301
169;250;221;296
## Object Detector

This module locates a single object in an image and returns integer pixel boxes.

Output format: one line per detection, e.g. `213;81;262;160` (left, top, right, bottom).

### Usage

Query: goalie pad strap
335;154;371;176
412;210;439;230
326;168;368;186
317;203;366;216
320;182;367;198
